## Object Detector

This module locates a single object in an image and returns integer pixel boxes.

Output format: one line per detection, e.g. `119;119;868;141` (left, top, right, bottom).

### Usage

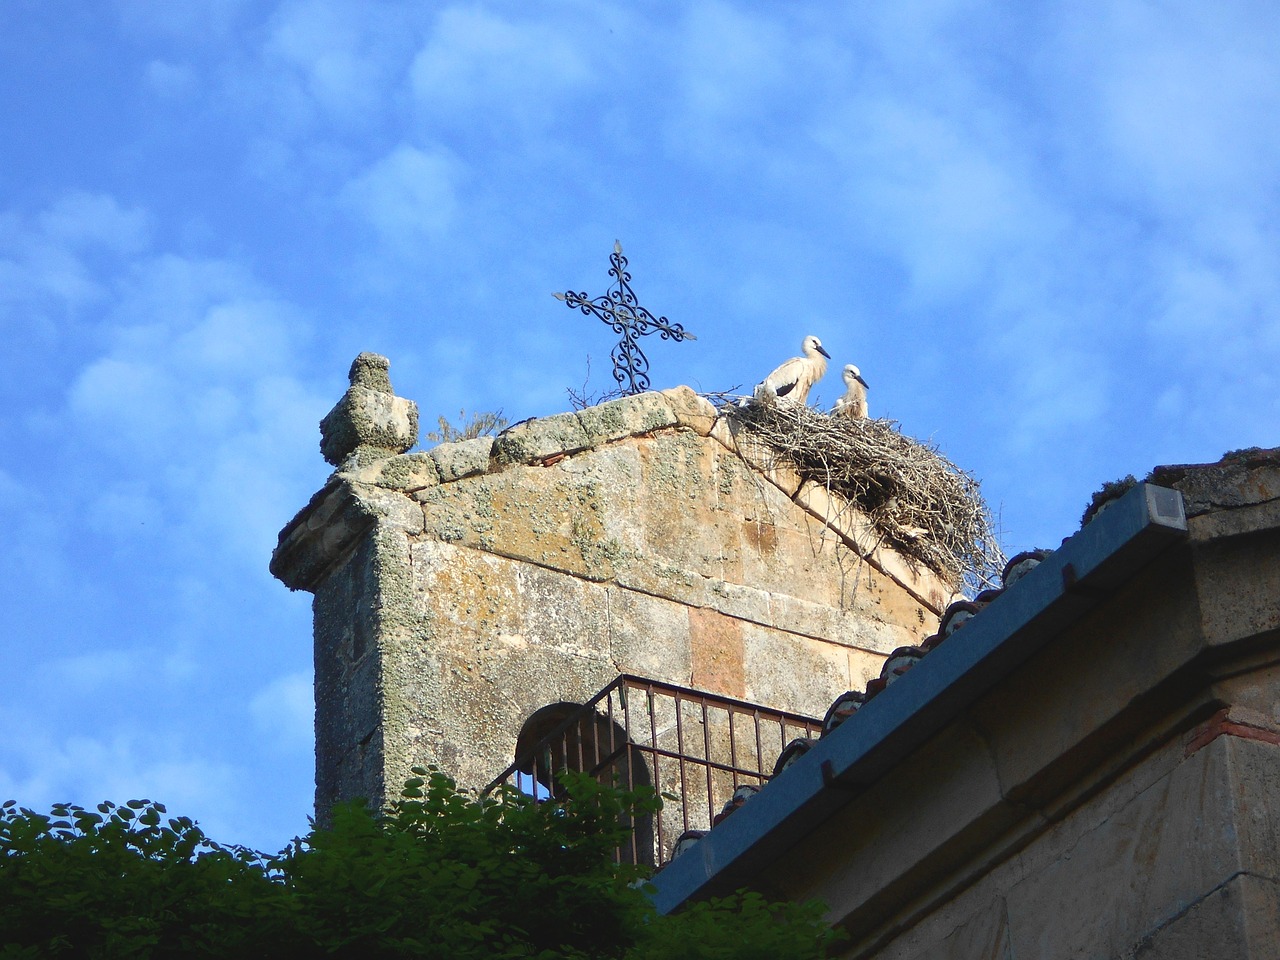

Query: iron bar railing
484;674;821;867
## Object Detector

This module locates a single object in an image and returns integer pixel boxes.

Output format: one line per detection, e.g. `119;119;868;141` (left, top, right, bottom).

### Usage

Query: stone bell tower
271;353;956;826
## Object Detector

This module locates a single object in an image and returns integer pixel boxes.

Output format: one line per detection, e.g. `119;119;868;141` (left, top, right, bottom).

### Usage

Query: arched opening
513;701;656;867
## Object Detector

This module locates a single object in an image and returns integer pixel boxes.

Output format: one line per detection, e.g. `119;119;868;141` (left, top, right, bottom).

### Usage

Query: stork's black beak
857;373;869;388
817;344;831;359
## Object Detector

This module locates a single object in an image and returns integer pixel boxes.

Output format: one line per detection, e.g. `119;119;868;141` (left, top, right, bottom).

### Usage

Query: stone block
350;483;425;536
611;557;712;613
415;469;622;582
794;481;954;614
345;656;383;754
774;718;1009;930
492;412;592;465
970;560;1203;807
1128;873;1280;960
1003;738;1245;960
900;897;1012;960
515;562;614;662
795;480;874;548
608;587;694;685
840;613;918;656
272;481;430;592
704;578;773;626
1192;526;1280;650
741;625;850;718
349;451;441;492
631;435;750;570
847;647;886;688
762;459;803;498
1189;496;1280;542
719;421;804;498
735;518;848;611
1150;449;1280;517
1224;736;1280;883
430;436;494;483
409;539;524;640
689;607;747;699
767;592;912;653
661;386;720;437
320;385;419;465
575;392;679;446
1241;874;1280;959
708;415;736;453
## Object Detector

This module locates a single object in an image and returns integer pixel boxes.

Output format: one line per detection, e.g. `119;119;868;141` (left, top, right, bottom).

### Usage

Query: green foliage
278;770;657;958
629;893;844;960
0;798;288;957
424;409;509;444
1;772;841;959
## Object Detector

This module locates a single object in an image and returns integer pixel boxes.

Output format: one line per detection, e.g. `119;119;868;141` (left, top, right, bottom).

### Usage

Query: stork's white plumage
753;335;831;406
833;363;869;419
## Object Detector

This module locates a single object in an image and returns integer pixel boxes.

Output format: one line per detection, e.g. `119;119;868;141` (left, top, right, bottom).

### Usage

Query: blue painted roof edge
650;482;1187;913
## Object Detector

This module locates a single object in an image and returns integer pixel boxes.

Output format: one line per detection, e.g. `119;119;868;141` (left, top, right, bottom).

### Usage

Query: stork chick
754;335;831;407
832;363;869;419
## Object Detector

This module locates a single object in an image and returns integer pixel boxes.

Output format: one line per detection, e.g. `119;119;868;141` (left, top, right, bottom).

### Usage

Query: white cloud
339;143;461;245
0;196;330;580
44;650;140;693
0;468;22;504
107;253;260;327
672;4;789;123
0;193;150;315
67;293;309;465
179;300;301;373
409;6;593;122
261;0;413;123
648;5;829;170
171;0;423;180
0;726;242;836
70;356;178;448
84;482;166;538
1004;341;1109;452
113;0;253;43
832;101;1066;303
250;671;314;752
145;60;197;99
38;192;151;253
1075;4;1280;210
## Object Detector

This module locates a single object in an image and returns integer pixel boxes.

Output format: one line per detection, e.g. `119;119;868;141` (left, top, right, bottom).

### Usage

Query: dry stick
709;396;1004;593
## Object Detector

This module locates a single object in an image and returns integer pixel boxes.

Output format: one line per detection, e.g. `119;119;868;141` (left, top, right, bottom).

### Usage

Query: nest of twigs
719;399;1004;593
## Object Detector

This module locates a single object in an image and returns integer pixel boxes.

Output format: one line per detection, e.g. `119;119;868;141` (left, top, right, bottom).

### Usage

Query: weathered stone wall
801;672;1280;960
727;461;1280;959
379;427;944;799
273;361;956;823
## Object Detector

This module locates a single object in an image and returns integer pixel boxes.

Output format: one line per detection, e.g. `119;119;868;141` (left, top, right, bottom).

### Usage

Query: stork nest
718;399;1004;593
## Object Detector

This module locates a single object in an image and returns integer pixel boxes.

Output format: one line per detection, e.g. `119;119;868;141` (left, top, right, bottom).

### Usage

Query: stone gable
273;357;957;819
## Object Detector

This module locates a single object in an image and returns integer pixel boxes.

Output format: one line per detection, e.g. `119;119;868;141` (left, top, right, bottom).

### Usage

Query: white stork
753;335;831;407
832;364;869;419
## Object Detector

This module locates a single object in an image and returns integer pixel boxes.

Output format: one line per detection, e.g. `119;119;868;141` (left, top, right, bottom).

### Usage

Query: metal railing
485;675;822;866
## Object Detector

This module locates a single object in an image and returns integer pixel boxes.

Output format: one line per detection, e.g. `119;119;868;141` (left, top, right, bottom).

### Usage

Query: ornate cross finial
554;241;696;395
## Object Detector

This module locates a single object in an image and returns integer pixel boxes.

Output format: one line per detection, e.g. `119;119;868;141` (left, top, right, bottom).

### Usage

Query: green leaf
0;775;837;959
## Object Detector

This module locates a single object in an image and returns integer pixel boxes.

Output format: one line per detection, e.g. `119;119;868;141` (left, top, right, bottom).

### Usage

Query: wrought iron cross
554;241;696;395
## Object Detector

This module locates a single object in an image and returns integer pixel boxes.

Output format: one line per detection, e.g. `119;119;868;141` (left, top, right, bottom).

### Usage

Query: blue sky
2;1;1278;852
